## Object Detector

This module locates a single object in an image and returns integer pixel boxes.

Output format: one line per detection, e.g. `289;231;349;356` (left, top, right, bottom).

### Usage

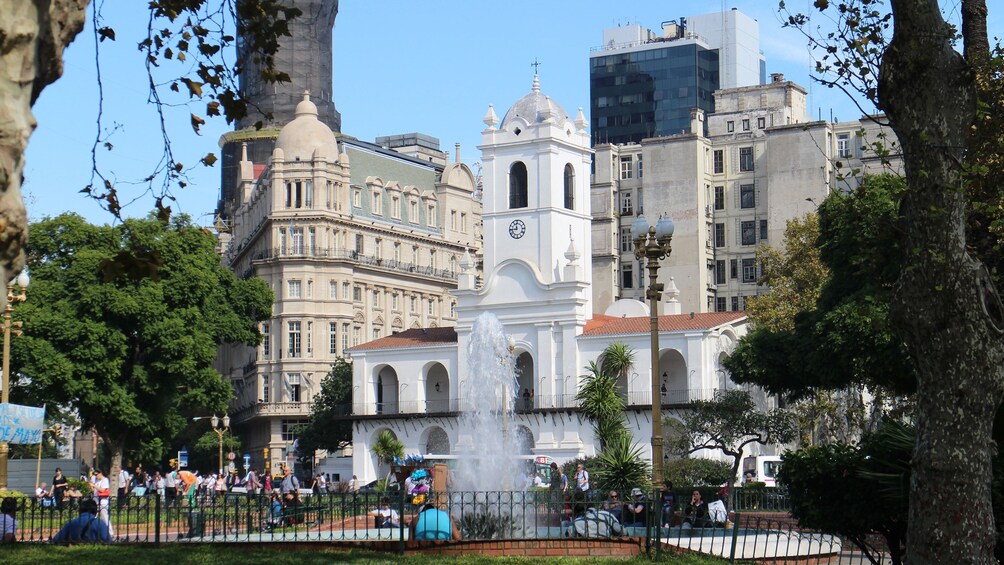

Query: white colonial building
347;76;750;482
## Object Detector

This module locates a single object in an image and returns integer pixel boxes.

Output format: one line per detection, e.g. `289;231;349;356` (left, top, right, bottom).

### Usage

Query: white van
742;455;783;488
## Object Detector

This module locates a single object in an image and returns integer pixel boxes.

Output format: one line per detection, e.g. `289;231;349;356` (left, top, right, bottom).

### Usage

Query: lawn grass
2;544;735;564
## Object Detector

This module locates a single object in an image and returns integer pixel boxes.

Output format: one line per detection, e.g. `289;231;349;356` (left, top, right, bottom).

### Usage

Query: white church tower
454;74;593;410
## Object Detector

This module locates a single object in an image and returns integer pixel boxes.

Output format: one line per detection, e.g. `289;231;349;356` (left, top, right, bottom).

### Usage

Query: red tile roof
581;311;746;336
350;312;745;352
349;327;458;351
253;164;267;180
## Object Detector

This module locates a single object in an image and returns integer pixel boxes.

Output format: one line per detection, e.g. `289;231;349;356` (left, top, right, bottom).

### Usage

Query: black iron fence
1;489;887;563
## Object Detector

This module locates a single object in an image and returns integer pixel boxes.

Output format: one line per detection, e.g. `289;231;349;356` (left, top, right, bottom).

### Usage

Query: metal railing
4;488;885;562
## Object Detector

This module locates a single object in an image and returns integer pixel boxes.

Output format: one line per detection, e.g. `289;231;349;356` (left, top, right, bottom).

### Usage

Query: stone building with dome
216;93;482;476
345;76;754;482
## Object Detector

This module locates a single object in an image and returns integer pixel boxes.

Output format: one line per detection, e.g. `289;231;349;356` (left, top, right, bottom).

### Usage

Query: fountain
446;312;545;538
453;311;522;492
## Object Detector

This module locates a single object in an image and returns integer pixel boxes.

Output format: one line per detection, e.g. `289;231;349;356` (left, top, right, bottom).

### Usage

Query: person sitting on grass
51;499;111;543
369;497;400;528
410;503;461;540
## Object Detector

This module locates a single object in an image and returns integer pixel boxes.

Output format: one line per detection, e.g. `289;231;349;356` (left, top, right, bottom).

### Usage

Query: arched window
563;163;575;210
509;162;528;209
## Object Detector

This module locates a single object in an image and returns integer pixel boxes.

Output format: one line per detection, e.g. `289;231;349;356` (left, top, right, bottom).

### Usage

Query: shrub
664;458;733;487
594;436;650;495
66;477;92;497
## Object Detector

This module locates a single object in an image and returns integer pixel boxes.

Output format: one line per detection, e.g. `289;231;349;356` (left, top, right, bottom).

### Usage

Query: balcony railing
249;247;457;281
232;389;719;423
232;401;314;423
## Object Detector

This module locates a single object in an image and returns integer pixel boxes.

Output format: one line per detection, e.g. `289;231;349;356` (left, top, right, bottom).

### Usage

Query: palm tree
370;430;404;487
577;359;628;451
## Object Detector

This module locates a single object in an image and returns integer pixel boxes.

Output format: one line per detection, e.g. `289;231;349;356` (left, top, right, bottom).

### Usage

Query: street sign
243;453;250;470
227;451;236;461
178;449;188;468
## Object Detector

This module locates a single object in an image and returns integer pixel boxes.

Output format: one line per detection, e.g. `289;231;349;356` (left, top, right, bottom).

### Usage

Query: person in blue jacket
410;503;461;540
51;499;111;543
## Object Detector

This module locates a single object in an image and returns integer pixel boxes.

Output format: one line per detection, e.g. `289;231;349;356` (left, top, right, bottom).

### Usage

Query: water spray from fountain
453;312;523;493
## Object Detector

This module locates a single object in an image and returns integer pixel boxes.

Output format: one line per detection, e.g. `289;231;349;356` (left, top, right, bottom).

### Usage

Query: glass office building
590;43;719;146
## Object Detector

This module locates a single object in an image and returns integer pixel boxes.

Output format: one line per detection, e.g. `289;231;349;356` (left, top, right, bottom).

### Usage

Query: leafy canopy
724;174;915;399
673;389;796;485
13;213;272;463
297;357;353;455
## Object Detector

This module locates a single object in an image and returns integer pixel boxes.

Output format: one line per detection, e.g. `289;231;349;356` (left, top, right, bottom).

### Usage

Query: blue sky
25;1;1000;225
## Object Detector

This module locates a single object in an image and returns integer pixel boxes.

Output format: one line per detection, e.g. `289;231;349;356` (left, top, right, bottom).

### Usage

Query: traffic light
263;448;269;461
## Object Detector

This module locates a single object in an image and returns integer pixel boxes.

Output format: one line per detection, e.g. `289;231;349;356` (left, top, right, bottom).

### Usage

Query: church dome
499;75;570;129
274;92;338;161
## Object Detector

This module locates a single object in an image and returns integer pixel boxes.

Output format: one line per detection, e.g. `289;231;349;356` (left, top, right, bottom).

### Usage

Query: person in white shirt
368;497;400;528
94;470;114;536
117;468;130;510
164;469;177;503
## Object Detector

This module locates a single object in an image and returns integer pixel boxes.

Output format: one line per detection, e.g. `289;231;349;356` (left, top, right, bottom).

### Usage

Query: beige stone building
216;95;481;474
591;75;903;315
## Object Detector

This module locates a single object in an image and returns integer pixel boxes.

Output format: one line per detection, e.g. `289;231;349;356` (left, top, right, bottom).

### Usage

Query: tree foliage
85;0;302;220
12;213;272;489
745;213;829;332
725;174;914;399
576;360;628;451
297;357;353;455
781;2;1004;561
673;389;797;487
663;458;734;489
780;420;913;565
370;430;404;485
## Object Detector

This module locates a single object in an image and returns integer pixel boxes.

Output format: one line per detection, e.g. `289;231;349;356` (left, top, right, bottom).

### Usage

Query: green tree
12;213;272;493
742;212;873;445
725;174;915;400
673;390;797;491
576;342;634;450
576;363;627;451
370;430;403;486
193;430;242;474
781;2;1004;560
745;213;828;333
297;357;353;457
663;458;734;489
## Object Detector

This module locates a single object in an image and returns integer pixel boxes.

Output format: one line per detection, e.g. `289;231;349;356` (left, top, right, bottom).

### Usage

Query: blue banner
0;403;46;444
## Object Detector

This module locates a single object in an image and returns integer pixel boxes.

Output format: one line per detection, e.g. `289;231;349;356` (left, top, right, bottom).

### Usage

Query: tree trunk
109;439;123;495
879;1;1004;563
0;1;87;293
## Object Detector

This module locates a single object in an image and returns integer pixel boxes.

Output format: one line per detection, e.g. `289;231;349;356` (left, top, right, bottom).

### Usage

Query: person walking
280;466;300;495
93;469;114;536
116;466;130;510
573;463;590;517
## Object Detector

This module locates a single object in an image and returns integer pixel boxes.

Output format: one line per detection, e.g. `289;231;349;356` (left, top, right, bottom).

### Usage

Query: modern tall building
590;75;903;315
589;9;765;145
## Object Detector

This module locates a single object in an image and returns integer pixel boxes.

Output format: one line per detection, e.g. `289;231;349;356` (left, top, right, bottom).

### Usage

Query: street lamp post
0;271;29;491
632;214;674;488
196;415;230;475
